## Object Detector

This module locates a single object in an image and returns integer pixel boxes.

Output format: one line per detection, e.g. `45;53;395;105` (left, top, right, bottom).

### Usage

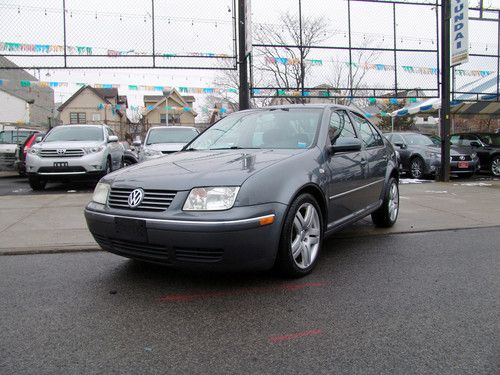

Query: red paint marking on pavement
159;281;326;302
269;329;322;343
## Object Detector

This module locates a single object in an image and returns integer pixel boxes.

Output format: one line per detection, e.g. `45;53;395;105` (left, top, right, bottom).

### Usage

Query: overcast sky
0;0;498;110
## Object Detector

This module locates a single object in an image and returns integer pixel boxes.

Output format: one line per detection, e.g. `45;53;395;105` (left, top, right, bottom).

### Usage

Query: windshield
146;128;198;145
478;134;500;146
44;126;104;142
0;130;31;145
402;134;434;146
187;109;322;150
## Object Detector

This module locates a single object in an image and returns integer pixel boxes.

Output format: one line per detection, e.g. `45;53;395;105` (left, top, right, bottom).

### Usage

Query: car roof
57;124;105;128
236;104;366;116
149;126;197;130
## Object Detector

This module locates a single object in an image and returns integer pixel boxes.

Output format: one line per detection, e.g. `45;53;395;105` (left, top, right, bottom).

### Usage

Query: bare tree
327;37;381;106
253;12;330;103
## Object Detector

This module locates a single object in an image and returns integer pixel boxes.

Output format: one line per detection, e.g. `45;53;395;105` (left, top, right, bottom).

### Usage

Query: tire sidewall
277;193;323;276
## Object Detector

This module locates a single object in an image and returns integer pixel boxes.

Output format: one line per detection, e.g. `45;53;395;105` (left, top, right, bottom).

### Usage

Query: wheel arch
287;183;328;231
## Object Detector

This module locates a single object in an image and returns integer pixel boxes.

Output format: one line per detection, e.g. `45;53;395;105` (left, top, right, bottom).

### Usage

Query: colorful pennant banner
0;41;231;59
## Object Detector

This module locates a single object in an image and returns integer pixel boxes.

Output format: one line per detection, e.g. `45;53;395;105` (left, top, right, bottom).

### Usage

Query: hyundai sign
451;0;469;66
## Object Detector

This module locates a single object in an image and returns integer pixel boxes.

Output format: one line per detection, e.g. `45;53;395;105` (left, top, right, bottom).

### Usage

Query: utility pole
440;0;451;182
238;0;250;110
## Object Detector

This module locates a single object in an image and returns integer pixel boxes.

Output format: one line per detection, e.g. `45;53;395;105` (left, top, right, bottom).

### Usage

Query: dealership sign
451;0;469;66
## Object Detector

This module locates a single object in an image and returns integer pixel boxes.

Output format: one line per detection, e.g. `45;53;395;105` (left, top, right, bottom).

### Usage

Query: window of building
70;112;87;124
92;113;101;122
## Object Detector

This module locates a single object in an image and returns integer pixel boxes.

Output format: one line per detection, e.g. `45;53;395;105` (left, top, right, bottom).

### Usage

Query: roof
183;96;196;102
58;85;123;117
93;88;118;99
144;94;196;103
0;86;28;102
0;56;37;81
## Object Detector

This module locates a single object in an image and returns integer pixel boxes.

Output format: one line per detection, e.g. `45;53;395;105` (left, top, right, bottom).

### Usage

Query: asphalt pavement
0;227;498;374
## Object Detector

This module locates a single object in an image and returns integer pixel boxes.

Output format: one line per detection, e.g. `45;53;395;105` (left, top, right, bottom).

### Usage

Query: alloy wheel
410;158;423;179
291;203;321;269
388;182;399;222
491;157;500;176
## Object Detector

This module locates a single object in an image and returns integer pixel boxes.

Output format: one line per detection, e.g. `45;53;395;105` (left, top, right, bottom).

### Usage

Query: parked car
138;126;200;162
15;131;45;176
26;124;124;190
450;132;500;176
0;129;33;171
385;132;480;179
85;105;400;277
120;141;139;167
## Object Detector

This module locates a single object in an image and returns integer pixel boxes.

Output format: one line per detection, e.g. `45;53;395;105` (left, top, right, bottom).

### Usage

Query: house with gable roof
57;85;128;126
143;88;197;126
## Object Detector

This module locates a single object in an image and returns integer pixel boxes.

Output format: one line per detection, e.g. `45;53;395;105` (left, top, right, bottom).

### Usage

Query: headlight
92;182;110;205
183;187;240;211
144;148;162;157
84;145;105;154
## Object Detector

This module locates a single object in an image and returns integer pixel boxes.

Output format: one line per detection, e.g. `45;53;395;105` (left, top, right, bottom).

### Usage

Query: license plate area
458;161;469;169
53;161;68;167
115;218;148;243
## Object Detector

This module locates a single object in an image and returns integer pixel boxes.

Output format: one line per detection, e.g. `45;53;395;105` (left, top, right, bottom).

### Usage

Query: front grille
40;149;85;158
38;166;86;173
93;234;170;263
108;187;176;211
0;153;16;169
451;155;472;161
174;247;224;263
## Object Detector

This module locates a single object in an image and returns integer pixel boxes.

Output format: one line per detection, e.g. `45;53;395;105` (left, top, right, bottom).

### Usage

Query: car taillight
23;134;37;156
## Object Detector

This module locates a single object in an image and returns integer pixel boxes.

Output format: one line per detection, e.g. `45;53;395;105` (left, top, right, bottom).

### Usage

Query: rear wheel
409;156;425;179
491;155;500;177
372;177;399;228
28;175;47;191
275;194;323;278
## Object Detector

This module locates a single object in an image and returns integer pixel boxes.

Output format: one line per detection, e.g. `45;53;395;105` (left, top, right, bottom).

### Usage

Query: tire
491;155;500;177
105;158;112;174
274;193;323;278
409;156;425;179
371;177;399;228
28;175;47;191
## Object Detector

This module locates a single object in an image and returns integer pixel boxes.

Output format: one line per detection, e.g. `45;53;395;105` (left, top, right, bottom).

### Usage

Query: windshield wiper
209;146;261;150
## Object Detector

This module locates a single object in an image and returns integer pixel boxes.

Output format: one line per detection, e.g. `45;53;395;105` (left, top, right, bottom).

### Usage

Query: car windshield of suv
402;134;434;146
187;108;322;150
44;127;104;142
0;130;31;145
146;128;198;145
478;134;500;146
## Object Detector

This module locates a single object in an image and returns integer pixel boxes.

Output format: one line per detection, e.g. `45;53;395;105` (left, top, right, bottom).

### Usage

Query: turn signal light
259;215;275;226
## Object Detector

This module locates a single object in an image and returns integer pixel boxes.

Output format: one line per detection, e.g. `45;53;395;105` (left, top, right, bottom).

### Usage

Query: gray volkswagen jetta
85;105;400;277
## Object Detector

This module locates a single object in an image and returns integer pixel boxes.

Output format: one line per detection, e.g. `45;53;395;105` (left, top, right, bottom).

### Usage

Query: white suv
26;125;124;190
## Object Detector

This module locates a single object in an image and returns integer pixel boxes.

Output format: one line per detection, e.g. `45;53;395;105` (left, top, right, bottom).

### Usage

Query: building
143;89;197;126
0;88;31;124
0;56;55;125
57;85;128;126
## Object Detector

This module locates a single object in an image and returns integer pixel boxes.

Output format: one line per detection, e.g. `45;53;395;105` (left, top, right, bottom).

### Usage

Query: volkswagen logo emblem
57;149;66;155
128;188;144;208
459;155;465;161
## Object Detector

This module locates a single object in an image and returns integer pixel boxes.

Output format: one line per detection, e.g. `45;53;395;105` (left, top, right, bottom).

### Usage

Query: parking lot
0;172;499;374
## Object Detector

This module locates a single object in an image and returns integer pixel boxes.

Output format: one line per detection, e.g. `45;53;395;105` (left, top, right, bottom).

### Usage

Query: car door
105;127;122;170
325;109;367;226
349;112;387;205
391;133;411;169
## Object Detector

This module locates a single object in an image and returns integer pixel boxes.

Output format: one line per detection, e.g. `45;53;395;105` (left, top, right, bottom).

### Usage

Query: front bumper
425;157;480;175
84;202;287;271
26;152;106;178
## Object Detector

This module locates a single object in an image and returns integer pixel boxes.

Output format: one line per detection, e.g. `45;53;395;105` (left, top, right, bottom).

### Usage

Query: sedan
85;105;400;277
385;132;480;179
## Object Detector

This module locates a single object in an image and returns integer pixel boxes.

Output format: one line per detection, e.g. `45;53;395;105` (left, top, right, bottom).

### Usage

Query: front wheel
371;177;399;228
28;175;47;191
275;194;323;278
491;155;500;177
409;157;425;179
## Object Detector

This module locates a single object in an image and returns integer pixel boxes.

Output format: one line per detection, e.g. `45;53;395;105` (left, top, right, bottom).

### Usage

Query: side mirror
469;141;481;147
35;136;43;143
393;142;407;149
108;135;119;143
132;140;142;147
328;137;362;154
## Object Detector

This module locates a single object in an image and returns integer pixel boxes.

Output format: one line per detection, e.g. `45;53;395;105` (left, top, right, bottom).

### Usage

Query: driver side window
329;110;356;144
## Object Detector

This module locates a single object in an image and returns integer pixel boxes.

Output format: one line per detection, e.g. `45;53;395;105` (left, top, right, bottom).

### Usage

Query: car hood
144;143;186;152
426;144;468;156
107;148;305;190
37;141;104;149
